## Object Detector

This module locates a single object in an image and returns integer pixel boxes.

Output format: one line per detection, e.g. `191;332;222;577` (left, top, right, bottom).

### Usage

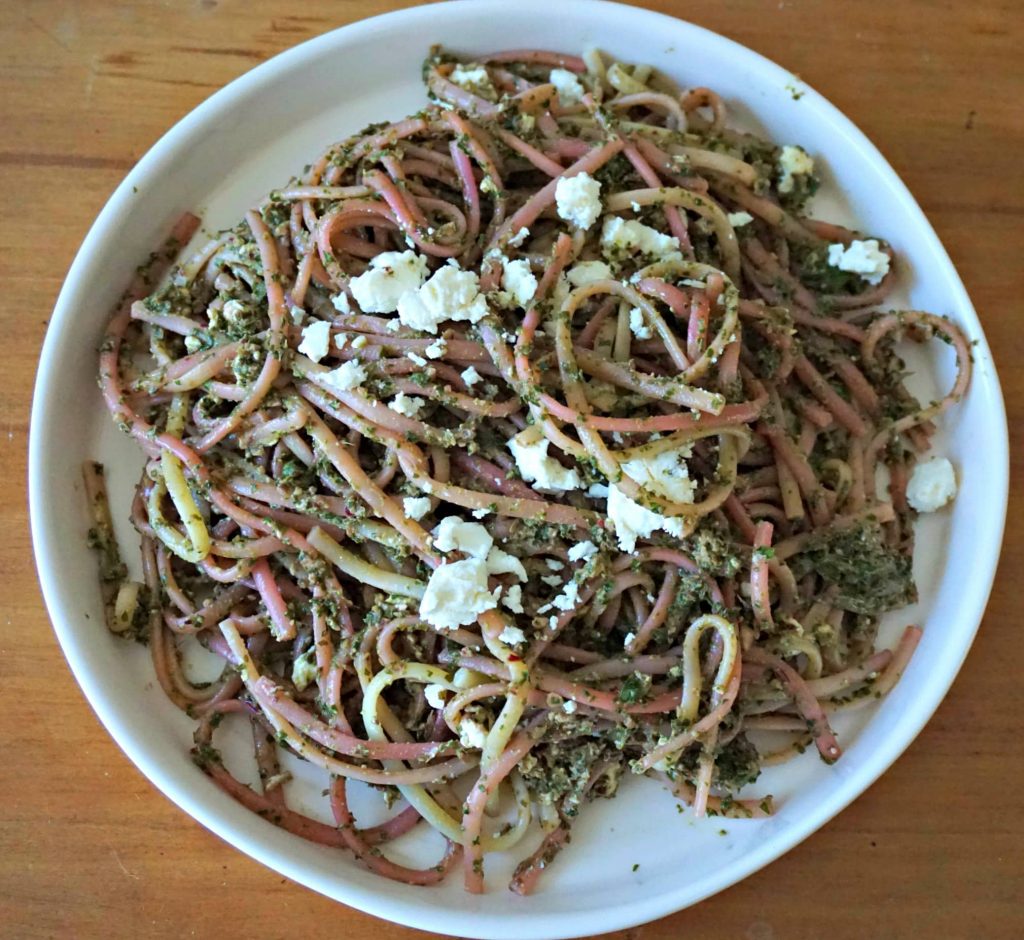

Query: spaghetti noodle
88;47;970;893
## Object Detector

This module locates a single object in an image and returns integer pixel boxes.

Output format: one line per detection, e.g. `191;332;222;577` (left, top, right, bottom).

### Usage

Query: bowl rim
29;2;1009;937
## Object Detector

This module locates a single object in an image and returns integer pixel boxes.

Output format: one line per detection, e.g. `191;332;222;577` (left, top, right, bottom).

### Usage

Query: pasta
87;46;971;893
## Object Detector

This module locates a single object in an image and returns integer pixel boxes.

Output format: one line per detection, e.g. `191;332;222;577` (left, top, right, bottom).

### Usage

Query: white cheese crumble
567;260;613;287
629;306;653;340
562;699;578;714
587;482;610;499
349;250;428;313
555;171;603;230
388;391;425;418
498;625;527;646
419;558;496;630
541;574;563;588
407;351;428;367
550;67;585;105
297;320;331;363
906;457;958;513
567;540;598;562
502;583;524;614
331;293;351;313
424;684;449;709
727;211;754;228
508;430;581;492
403;496;431;521
424;337;447;359
458;717;490;750
777;145;814;194
320;359;367;394
397;263;489;333
606;485;686;553
501;258;538;307
449;63;496;100
508;226;530;247
601;216;682;261
289;305;306;326
461;365;482;387
486;546;528;582
827;239;891;286
545;558;565;571
471;507;490;519
351;335;368;349
623;632;636;647
432;517;493;559
544;580;579;613
334;333;349;350
621;445;695;503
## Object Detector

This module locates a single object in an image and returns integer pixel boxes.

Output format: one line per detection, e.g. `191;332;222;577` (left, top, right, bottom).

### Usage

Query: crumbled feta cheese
289;305;306;326
349;250;428;313
351;334;368;349
461;365;482;387
827;239;891;286
545;558;565;571
502;584;524;614
552;580;580;611
320;359;367;394
606;485;685;553
424;684;449;709
622;446;695;503
601;216;682;261
587;482;610;499
184;335;202;354
419;558;497;630
499;625;527;646
291;651;318;691
555;171;603;230
550;67;585;105
501;259;538;306
629;306;653;340
334;333;349;350
432;517;493;559
541;574;563;588
458;717;490;750
508;226;530;247
567;260;613;287
331;293;351;313
297;320;331;363
567;541;598;562
906;457;957;513
486;546;528;582
222;298;249;327
623;632;636;647
403;496;431;521
727;211;754;227
562;699;578;714
407;351;428;367
449;63;496;100
508;430;581;492
424;337;447;359
471;507;490;519
777;144;814;194
397;263;489;333
389;391;425;417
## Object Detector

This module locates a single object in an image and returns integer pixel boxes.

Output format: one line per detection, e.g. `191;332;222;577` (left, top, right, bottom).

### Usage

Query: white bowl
30;2;1008;937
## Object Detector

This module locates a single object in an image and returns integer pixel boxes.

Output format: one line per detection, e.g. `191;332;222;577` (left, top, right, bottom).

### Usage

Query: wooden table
3;1;1022;937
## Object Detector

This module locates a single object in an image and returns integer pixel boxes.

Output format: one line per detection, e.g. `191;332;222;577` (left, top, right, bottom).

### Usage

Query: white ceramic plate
30;2;1008;937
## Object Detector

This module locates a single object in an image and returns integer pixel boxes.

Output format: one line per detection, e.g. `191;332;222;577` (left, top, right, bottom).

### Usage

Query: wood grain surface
2;1;1022;937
